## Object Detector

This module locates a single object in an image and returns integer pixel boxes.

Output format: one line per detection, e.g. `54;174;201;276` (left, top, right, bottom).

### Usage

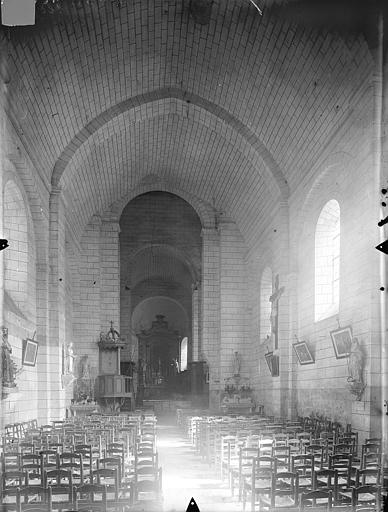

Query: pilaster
201;226;220;409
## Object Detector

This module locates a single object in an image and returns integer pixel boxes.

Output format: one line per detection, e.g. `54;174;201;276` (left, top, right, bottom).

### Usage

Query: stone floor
156;416;244;512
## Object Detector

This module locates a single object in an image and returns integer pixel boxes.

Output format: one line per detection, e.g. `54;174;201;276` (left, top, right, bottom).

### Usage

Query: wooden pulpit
97;322;134;411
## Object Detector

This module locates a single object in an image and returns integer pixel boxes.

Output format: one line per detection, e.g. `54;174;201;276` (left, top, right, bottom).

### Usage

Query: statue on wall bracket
62;341;76;388
347;337;366;401
1;326;18;397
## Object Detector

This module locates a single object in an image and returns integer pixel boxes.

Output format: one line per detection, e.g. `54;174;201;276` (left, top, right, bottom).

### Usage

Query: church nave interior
0;0;387;510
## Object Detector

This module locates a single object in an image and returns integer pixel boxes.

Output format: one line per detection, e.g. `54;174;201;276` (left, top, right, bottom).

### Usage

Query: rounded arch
112;180;215;229
3;178;36;320
51;88;289;200
124;243;199;286
296;151;355;239
131;296;189;336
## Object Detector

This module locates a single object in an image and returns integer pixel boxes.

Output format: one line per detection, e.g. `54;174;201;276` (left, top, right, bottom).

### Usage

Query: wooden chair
44;468;74;504
305;444;325;470
242;456;277;512
39;450;59;474
299;489;333;510
361;451;381;471
274;433;289;447
353;467;381;487
334;443;354;456
2;470;28;502
272;445;291;472
291;454;314;491
259;471;299;511
297;432;312;450
92;468;119;502
313;469;339;504
73;445;93;481
73;483;107;512
288;438;302;457
258;438;274;457
328;453;353;489
130;475;163;510
2;453;21;472
230;446;258;499
17;485;53;512
351;485;381;511
58;452;84;486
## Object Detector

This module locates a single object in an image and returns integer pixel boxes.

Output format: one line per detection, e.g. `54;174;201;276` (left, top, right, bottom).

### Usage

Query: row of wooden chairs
2;412;162;512
182;412;384;512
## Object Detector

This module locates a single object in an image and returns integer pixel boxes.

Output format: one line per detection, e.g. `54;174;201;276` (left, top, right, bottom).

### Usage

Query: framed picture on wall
265;351;273;374
330;326;352;359
293;341;314;365
264;351;279;377
22;338;39;367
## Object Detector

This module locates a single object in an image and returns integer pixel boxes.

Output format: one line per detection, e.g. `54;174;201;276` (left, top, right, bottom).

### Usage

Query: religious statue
348;337;363;384
65;342;75;374
172;358;180;374
347;337;365;400
1;326;17;388
232;351;241;376
79;355;90;380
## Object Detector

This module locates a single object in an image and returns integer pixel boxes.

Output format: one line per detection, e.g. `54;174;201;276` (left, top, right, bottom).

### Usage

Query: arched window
315;200;340;322
260;267;272;343
180;337;188;371
3;181;29;314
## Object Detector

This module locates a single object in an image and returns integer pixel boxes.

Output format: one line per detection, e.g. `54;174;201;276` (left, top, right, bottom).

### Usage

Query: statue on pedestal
232;351;241;377
347;337;365;401
66;342;75;375
1;326;17;389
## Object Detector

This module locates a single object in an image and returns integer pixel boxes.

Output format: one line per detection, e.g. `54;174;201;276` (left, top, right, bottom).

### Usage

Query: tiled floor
157;418;244;512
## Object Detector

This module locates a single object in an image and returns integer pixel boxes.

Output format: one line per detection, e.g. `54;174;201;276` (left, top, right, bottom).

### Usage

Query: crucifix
269;274;285;350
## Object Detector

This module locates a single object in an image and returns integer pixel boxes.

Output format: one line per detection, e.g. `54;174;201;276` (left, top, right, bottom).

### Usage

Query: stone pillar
191;284;200;362
218;217;248;384
367;24;387;458
286;270;298;420
48;186;66;420
36;259;50;423
99;215;120;332
0;109;4;423
201;226;220;410
272;202;290;419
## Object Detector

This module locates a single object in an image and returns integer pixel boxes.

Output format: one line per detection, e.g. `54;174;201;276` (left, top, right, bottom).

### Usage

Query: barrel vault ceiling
1;0;374;245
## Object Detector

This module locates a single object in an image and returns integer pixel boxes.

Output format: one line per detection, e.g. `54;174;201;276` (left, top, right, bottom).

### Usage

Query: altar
69;403;100;417
220;396;253;415
221;351;255;414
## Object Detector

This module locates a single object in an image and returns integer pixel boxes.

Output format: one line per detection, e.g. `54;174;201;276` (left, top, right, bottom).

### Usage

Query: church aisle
156;418;243;512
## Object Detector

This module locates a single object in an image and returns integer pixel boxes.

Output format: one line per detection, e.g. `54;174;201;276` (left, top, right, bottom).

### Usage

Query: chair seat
261;495;297;508
357;493;377;502
298;477;312;488
338;491;352;501
304;498;331;505
245;478;271;491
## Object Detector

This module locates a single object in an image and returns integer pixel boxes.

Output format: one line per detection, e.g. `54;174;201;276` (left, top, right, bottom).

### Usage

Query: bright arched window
180;337;188;371
315;200;340;322
260;267;272;343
